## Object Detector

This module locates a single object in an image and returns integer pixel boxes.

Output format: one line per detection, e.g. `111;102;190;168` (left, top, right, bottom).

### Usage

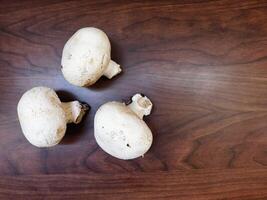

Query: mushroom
61;27;121;87
94;94;153;160
17;87;89;147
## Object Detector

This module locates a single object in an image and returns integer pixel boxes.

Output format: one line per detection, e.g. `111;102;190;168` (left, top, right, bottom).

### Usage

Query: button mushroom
61;27;121;87
94;94;153;160
17;87;89;147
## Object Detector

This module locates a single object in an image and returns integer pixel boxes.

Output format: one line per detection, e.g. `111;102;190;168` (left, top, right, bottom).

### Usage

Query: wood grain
1;169;267;200
1;0;267;199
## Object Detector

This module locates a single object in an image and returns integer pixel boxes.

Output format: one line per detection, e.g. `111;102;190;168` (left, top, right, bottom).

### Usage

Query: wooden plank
0;0;267;198
0;169;267;200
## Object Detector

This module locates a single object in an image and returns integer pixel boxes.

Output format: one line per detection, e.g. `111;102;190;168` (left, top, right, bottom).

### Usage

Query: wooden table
1;0;267;199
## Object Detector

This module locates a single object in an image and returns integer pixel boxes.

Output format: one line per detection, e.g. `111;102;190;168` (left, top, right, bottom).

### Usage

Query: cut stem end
127;94;152;119
104;60;122;79
62;101;90;124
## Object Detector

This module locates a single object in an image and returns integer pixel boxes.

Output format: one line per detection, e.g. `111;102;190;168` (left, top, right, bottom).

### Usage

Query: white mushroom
17;87;89;147
94;94;153;160
61;27;121;87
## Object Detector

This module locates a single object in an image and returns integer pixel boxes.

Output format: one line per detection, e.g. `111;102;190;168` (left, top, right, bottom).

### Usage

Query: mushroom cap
94;102;153;160
61;27;111;86
17;87;67;147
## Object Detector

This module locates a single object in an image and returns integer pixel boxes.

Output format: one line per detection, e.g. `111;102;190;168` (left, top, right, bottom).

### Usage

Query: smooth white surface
94;101;153;160
17;87;67;147
61;27;121;86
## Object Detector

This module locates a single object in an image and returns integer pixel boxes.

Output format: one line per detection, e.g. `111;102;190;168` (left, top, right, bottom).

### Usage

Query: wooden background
1;0;267;199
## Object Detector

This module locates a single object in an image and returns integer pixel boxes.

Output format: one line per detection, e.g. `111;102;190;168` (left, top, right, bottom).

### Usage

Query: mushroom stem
127;94;153;119
103;60;121;79
61;101;89;124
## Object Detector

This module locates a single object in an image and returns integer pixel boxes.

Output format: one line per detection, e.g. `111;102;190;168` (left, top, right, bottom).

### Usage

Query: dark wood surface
1;0;267;199
1;169;267;200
